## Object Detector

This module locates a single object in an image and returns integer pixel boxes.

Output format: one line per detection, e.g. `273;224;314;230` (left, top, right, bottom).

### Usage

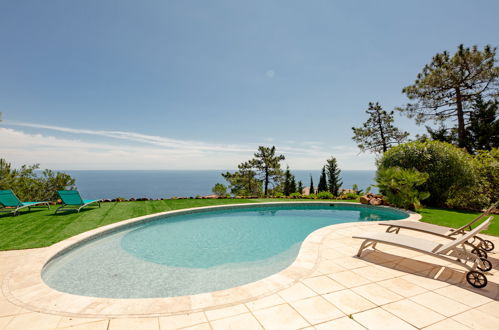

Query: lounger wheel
477;258;492;272
466;271;487;288
471;247;488;259
482;240;495;252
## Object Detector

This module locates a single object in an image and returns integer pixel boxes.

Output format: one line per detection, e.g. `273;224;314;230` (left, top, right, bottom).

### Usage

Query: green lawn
0;199;495;251
420;207;497;236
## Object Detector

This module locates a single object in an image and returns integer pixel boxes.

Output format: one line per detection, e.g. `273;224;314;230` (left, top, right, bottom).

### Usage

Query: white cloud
0;123;375;170
266;70;275;78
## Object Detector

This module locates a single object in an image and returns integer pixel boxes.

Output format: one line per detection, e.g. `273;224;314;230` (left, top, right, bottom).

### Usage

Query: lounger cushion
353;232;443;253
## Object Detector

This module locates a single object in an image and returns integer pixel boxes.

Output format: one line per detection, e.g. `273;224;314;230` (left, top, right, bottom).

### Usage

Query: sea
61;170;376;200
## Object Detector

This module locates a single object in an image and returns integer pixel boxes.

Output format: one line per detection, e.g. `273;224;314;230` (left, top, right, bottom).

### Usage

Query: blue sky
1;0;498;170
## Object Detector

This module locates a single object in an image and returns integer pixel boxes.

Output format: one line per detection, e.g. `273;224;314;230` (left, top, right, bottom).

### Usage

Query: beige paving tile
245;294;285;312
476;300;499;315
253;304;309;330
351;266;396;282
210;312;263;330
0;299;27;317
409;291;470;317
316;260;347;274
327;270;371;288
434;285;493;307
0;316;14;329
108;317;159;330
182;323;211;330
4;312;61;330
205;304;248;321
322;289;376;315
302;275;345;294
58;320;109;330
354;307;416;330
314;316;365;329
290;296;344;325
377;277;427;297
400;274;449;290
351;283;403;306
277;282;317;303
330;257;367;270
423;318;472;330
452;308;499;329
158;312;207;330
382;299;445;328
57;317;106;328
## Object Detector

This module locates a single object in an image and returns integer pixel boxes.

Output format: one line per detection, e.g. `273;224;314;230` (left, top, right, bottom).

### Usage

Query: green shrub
378;141;478;207
273;192;285;198
211;183;228;197
0;159;75;201
289;192;302;199
316;191;334;199
376;167;430;210
342;192;359;200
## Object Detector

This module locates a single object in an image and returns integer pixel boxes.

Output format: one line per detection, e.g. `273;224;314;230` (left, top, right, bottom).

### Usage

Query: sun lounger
55;190;101;214
378;205;496;254
354;218;492;288
0;190;50;216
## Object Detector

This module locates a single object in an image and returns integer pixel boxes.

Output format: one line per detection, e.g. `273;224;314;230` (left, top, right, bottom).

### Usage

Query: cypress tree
309;176;315;195
297;181;304;194
283;166;293;196
318;166;328;192
326;157;342;196
290;176;297;194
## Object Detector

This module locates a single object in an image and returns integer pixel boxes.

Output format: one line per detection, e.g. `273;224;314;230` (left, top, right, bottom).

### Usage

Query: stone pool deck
1;220;499;329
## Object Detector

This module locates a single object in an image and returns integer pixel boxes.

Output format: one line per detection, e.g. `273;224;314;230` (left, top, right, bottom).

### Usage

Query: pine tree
283;166;294;196
466;97;499;151
352;102;409;153
399;44;499;150
309;176;315;195
252;146;285;196
326;157;343;196
289;176;297;194
318;166;328;192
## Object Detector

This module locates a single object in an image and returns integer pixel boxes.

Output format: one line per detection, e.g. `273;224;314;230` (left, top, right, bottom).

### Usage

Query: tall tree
466;97;499;151
352;102;409;153
297;181;304;194
309;176;314;195
252;146;285;196
222;161;261;196
326;157;343;196
318;166;328;192
399;44;499;150
283;166;297;196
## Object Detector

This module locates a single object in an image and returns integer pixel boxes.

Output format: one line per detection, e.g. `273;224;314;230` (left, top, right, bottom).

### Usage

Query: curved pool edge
3;202;419;317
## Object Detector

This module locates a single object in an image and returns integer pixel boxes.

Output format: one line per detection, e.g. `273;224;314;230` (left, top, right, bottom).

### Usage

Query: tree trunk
455;88;467;149
376;109;387;152
264;168;269;196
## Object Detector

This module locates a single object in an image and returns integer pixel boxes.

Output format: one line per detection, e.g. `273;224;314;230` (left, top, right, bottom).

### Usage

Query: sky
1;0;498;170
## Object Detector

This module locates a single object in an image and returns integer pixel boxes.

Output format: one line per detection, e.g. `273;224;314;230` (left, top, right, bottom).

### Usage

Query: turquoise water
42;204;407;298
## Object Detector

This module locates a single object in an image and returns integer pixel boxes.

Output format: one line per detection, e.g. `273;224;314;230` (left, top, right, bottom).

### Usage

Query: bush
212;183;228;197
376;167;430;210
316;191;334;199
0;159;75;201
289;192;302;199
378;141;479;207
342;192;359;200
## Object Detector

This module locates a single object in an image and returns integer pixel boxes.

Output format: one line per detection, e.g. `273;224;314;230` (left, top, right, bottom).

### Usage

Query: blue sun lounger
55;190;102;214
0;190;50;216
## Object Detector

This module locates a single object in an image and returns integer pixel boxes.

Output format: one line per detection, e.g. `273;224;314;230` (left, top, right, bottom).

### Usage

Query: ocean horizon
60;170;377;200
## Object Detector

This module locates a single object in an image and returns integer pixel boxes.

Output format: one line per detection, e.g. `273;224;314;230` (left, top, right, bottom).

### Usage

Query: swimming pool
42;203;408;298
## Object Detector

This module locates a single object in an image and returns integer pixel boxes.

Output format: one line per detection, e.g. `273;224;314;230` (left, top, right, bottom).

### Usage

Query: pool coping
2;202;420;318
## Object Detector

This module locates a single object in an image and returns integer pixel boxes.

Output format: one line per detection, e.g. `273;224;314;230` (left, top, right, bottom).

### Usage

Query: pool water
42;204;408;298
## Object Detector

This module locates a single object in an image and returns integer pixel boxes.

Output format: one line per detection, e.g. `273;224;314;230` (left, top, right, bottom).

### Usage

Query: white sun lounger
379;211;495;254
354;218;492;288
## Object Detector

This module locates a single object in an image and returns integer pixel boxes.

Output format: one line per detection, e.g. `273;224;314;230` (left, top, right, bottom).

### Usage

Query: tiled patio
1;219;498;329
